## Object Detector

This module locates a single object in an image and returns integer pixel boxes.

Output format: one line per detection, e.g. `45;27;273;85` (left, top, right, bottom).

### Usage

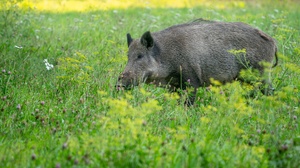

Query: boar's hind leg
261;73;275;96
257;64;275;96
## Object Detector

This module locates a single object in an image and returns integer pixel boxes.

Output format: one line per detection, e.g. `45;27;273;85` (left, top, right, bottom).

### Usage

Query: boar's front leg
184;88;198;106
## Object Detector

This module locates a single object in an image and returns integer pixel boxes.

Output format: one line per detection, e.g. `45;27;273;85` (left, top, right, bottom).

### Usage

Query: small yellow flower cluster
56;52;93;86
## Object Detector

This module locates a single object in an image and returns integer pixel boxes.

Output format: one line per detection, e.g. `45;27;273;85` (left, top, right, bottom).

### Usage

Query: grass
0;0;300;167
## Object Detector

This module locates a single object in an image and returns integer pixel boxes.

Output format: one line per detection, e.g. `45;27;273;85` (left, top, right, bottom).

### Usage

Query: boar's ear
140;31;153;49
127;33;133;47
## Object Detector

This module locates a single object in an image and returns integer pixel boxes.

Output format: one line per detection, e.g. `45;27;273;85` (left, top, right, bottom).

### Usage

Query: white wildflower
14;45;23;49
43;59;54;70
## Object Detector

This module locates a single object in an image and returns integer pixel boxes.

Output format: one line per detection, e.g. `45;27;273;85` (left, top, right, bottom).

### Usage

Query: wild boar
117;19;278;103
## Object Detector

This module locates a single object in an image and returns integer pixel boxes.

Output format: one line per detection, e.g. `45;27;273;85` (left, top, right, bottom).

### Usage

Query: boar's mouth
115;80;136;90
115;84;132;91
142;71;154;83
116;72;153;91
115;76;139;90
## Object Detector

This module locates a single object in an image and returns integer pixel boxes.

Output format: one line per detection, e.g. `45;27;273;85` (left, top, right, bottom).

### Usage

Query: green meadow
0;0;299;167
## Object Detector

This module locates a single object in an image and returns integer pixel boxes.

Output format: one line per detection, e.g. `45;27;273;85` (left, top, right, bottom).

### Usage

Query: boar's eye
137;54;143;59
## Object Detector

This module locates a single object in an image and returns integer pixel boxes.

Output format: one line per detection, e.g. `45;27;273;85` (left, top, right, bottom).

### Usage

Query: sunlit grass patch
12;0;248;12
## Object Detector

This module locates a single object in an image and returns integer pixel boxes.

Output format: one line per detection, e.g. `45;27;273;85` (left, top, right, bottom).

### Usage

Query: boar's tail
272;47;278;68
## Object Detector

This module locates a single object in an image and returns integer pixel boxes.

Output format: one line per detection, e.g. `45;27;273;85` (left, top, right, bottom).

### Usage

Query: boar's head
117;31;169;90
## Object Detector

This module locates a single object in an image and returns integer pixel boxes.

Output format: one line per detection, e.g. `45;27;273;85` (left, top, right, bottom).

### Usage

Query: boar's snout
116;72;135;90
